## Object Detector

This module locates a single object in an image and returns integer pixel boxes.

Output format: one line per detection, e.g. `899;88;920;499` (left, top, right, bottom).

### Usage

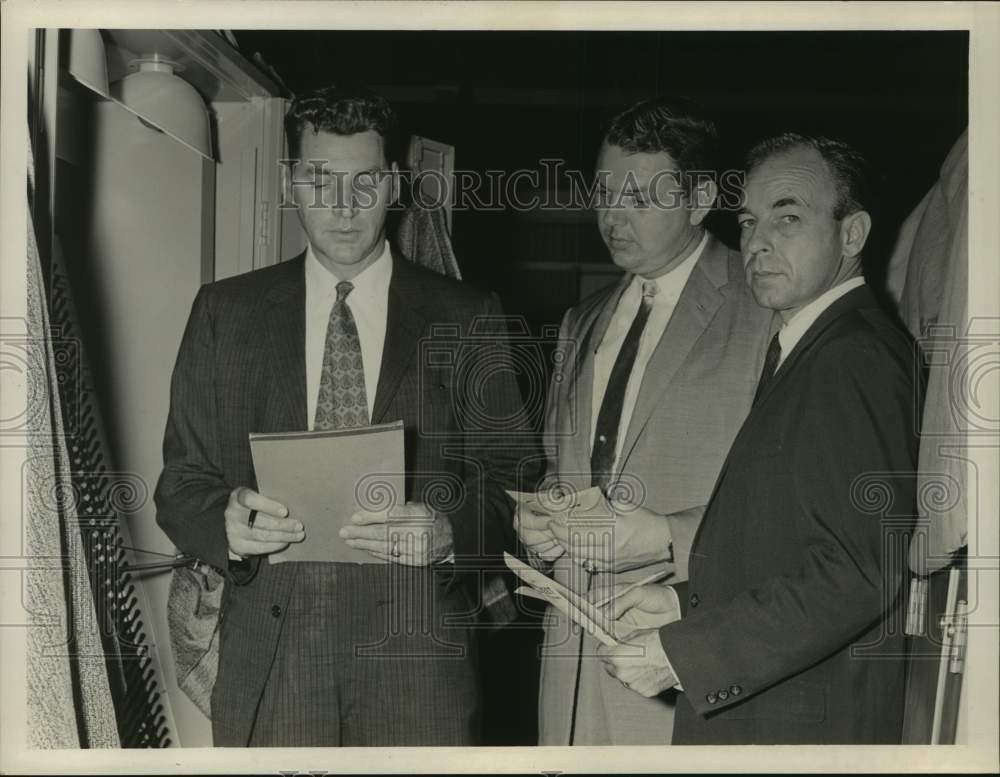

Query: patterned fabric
396;205;462;280
314;281;369;430
590;280;657;493
167;562;224;718
25;126;120;748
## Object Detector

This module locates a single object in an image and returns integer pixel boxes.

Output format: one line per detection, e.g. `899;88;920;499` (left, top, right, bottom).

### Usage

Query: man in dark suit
597;133;920;744
155;85;529;746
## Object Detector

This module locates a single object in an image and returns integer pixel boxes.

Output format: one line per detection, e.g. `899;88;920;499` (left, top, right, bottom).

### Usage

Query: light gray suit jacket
537;235;775;745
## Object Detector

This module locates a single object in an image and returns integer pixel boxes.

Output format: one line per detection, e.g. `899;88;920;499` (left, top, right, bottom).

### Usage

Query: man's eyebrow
736;207;752;217
772;196;802;208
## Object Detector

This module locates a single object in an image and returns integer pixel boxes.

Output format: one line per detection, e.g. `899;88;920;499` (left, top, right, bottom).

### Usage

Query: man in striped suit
156;85;530;746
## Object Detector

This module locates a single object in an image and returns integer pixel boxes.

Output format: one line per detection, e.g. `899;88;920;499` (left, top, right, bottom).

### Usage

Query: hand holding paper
508;486;606;565
599;582;682;641
510;491;565;563
547;494;676;574
224;486;302;558
340;502;454;566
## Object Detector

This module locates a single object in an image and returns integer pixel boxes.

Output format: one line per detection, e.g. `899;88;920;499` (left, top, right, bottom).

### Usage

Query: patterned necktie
752;331;782;408
590;280;657;493
314;281;370;430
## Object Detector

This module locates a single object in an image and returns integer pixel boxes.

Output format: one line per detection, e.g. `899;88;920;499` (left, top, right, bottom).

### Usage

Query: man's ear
280;159;299;210
840;209;872;259
689;178;718;227
387;161;400;207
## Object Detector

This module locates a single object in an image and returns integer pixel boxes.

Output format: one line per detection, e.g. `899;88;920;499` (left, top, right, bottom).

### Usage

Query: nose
600;203;625;230
325;181;357;219
742;221;771;263
331;197;356;219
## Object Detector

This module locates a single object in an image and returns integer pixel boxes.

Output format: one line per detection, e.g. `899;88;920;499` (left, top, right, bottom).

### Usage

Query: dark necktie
314;281;370;430
590;281;657;493
752;331;782;408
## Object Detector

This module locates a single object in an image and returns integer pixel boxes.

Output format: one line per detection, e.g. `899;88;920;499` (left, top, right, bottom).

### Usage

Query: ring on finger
247;509;258;530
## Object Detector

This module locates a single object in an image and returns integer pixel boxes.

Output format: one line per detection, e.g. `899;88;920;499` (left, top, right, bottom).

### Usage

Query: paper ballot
505;485;606;517
250;421;405;565
504;552;619;646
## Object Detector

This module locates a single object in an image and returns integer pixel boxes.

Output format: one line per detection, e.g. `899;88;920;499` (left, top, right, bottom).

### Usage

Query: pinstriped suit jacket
154;250;531;744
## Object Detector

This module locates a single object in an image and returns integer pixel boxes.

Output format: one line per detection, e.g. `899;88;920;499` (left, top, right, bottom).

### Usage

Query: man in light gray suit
515;97;775;744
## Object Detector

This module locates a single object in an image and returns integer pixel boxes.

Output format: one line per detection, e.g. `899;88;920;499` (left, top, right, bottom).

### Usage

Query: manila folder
250;420;404;565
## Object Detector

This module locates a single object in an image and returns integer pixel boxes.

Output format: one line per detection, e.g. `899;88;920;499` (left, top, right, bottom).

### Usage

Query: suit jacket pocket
714;678;826;724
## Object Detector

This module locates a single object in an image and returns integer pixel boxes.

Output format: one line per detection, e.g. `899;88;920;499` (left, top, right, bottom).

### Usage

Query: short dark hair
603;96;719;197
745;133;872;220
284;85;399;165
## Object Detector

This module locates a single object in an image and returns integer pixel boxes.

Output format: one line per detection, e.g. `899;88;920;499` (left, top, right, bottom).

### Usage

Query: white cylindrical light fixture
112;57;214;161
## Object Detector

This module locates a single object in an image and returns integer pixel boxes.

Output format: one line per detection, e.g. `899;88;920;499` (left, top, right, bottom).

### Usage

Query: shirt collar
632;230;709;303
778;275;866;364
305;240;393;303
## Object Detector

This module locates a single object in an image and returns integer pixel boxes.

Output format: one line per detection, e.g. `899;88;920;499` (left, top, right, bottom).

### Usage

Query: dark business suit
660;284;920;744
155;251;529;746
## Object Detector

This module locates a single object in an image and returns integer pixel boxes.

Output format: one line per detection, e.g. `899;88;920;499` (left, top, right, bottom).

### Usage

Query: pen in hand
592;568;672;609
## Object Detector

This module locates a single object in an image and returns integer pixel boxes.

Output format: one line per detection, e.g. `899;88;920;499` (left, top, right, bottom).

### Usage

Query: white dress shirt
305;242;392;429
776;276;866;369
590;231;708;469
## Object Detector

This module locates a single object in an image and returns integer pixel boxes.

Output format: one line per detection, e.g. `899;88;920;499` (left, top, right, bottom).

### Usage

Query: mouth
606;235;633;249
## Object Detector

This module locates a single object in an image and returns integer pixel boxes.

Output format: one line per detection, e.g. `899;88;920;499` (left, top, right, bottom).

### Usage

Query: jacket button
706;692;718;705
690;593;700;608
271;604;282;618
718;689;729;701
730;684;742;696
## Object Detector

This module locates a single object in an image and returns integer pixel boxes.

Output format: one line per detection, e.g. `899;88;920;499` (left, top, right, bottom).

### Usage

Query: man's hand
594;583;682;640
597;627;678;698
340;502;453;566
548;495;673;573
513;503;565;565
225;486;302;558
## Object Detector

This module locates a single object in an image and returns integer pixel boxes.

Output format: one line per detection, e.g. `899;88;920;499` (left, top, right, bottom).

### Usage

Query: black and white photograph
1;1;997;773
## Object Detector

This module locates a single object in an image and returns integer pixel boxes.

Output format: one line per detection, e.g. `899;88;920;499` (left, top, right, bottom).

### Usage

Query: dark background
232;29;968;745
235;30;968;318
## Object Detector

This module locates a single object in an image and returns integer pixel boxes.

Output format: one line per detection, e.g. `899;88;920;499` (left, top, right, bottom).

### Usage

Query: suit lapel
263;254;308;431
617;240;728;470
690;283;876;569
751;284;874;413
567;276;629;473
371;253;430;424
